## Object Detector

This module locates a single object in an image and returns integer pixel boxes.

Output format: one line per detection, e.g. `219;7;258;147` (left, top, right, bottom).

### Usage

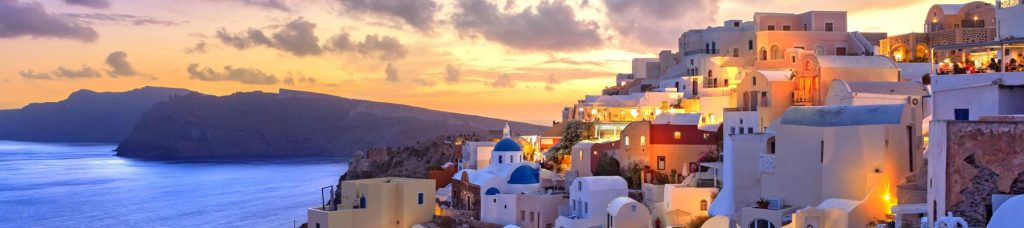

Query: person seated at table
989;58;1000;72
966;61;977;74
1010;58;1019;72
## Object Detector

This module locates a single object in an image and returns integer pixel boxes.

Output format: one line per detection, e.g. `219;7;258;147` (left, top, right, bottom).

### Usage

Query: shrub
684;215;711;228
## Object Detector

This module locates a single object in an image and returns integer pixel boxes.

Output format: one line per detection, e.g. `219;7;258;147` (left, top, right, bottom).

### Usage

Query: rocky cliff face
115;89;544;159
341;135;472;181
0;87;192;143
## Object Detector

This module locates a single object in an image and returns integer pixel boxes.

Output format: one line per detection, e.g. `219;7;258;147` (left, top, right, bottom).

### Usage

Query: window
579;181;583;191
640;136;646;146
521;210;526;221
499;156;503;164
739;128;744;134
748;40;753;50
753;76;757;85
733;48;739;57
767;25;776;31
316;223;321;228
768;137;776;154
954;109;969;120
748;127;754;134
731;127;736;135
584;202;588;214
820;140;825;163
700;200;708;211
825;22;834;32
530;211;535;222
658;156;666;170
734;21;740;27
759;47;767;61
782;25;791;31
835;47;847;56
418;193;424;205
791;55;796;63
803;23;808;31
814;45;826;55
673;131;682;140
510;155;514;163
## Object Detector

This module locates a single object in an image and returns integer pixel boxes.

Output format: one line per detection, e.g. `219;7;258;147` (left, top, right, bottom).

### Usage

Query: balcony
792;90;814;106
683;49;721;56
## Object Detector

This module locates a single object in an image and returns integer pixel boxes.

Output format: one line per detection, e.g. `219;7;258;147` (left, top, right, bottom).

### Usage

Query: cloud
336;0;439;33
324;32;408;61
105;51;140;77
546;74;560;84
61;13;186;27
0;1;98;42
63;0;109;9
445;64;460;83
412;77;437;87
18;70;53;80
603;0;719;50
283;72;317;85
54;65;103;79
452;0;603;52
216;17;323;56
185;40;208;54
240;0;291;12
271;18;324;56
385;63;399;82
491;73;514;88
186;63;279;85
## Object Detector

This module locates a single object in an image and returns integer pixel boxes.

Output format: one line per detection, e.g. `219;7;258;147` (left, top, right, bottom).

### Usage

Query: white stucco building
555;176;629;228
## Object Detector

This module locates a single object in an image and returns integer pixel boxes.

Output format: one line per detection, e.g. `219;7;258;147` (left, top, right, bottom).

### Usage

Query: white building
931;73;1024;121
457;137;544;226
736;104;917;228
607;197;652;228
462;141;497;170
555;176;629;228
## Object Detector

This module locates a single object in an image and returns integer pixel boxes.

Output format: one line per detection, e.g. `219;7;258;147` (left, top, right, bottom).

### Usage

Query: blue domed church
450;124;543;219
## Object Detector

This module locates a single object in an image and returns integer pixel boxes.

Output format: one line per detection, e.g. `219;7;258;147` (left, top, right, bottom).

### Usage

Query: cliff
0;86;192;143
115;89;545;159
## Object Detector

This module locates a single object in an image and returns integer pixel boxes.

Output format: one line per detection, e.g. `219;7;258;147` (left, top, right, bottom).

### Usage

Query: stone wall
944;121;1024;226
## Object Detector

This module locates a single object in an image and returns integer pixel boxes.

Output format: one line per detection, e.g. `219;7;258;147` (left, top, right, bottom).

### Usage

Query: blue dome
493;138;522;152
485;187;501;195
507;165;540;185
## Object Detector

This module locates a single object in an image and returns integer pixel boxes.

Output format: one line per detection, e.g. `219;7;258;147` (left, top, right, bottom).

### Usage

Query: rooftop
780;104;905;127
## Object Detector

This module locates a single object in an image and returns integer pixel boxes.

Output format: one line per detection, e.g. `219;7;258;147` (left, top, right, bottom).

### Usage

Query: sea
0;140;348;227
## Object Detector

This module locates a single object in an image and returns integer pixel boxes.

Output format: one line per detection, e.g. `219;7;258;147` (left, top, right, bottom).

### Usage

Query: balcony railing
792;90;814;105
683;49;720;56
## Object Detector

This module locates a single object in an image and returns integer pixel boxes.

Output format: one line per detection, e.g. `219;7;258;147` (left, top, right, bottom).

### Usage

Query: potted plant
756;198;769;209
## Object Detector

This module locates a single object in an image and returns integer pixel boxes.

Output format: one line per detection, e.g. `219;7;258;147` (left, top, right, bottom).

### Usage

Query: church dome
493;138;522;152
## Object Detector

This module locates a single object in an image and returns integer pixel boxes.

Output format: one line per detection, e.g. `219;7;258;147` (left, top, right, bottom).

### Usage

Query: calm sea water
0;141;348;227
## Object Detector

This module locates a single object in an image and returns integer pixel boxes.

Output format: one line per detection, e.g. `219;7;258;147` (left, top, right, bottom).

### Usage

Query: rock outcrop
0;86;191;143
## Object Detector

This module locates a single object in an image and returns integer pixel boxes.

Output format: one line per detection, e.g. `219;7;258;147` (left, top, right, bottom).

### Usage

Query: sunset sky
0;0;978;125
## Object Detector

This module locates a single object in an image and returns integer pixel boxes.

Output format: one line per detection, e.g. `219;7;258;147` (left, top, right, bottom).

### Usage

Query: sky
0;0;980;125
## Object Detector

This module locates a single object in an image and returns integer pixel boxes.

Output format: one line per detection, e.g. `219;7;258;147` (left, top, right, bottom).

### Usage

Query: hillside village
306;1;1024;228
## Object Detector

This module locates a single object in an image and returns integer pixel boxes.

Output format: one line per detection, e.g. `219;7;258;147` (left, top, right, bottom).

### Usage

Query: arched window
749;219;777;228
759;47;767;61
625;136;630;146
700;200;708;211
770;45;782;60
499;156;503;164
640;136;646;146
814;45;826;55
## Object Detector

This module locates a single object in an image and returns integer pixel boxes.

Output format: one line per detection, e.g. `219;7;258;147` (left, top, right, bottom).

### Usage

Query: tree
545;120;594;160
593;154;622;176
